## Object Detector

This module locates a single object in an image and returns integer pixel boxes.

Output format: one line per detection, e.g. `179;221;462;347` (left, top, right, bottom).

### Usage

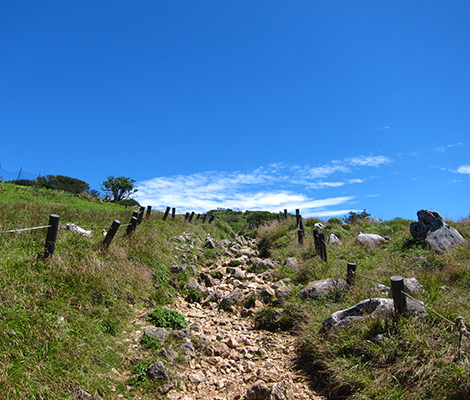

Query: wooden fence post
188;212;195;223
208;215;215;224
171;208;176;220
297;215;305;245
319;232;327;263
125;211;139;236
295;209;300;227
163;206;171;221
146;205;152;219
137;206;145;224
184;212;189;221
391;275;407;316
284;209;288;219
313;229;320;255
102;220;121;249
44;214;60;257
202;214;207;223
196;214;201;221
346;263;356;287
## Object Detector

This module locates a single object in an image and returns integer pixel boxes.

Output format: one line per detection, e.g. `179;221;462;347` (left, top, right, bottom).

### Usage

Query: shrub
148;307;188;329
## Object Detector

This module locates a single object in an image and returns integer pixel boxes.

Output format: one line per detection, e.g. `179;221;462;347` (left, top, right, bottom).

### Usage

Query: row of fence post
43;205;216;257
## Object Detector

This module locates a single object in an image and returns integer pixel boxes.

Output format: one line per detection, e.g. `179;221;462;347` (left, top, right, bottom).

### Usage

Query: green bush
148;307;188;329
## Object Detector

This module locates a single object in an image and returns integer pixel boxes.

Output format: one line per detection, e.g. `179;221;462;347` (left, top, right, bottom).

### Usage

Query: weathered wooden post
125;211;139;236
284;209;288;219
171;208;176;220
137;206;145;224
184;212;189;221
44;214;60;257
196;214;201;221
163;206;171;221
297;216;305;245
391;276;407;316
146;205;152;219
188;212;195;223
208;215;215;224
277;214;281;222
202;214;207;223
346;263;356;287
313;229;320;255
319;232;327;263
295;209;301;227
102;220;121;249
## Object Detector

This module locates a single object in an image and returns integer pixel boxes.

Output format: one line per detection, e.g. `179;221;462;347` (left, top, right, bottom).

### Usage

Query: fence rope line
0;225;51;234
320;236;469;349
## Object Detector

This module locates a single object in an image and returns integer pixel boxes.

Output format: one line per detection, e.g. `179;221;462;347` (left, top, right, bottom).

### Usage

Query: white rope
0;225;51;234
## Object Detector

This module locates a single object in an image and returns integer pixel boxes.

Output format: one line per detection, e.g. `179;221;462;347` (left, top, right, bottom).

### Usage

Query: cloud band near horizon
134;155;391;217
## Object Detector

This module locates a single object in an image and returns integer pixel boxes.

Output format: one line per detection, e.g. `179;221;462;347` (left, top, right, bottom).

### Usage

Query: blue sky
1;1;470;220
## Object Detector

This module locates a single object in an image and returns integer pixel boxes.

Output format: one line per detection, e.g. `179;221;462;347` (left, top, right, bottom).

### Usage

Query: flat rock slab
355;233;386;249
323;298;426;330
298;278;347;300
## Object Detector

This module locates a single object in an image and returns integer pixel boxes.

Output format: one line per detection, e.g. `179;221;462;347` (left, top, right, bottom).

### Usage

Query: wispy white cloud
376;126;391;132
434;142;463;152
347;155;391;167
134;154;391;217
455;165;470;175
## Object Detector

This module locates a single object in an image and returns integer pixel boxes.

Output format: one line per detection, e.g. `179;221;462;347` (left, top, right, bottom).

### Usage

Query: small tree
101;176;137;202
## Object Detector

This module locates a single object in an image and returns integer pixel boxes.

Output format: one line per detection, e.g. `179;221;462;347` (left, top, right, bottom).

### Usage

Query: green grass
0;182;231;399
256;216;470;399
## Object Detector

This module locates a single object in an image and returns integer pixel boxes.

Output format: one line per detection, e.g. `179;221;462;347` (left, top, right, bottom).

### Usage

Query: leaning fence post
44;214;60;257
319;232;327;263
137;206;145;224
346;263;356;287
184;212;189;222
391;275;407;316
163;206;171;221
208;215;215;224
125;211;139;236
102;220;121;249
146;206;152;219
295;209;301;227
284;209;288;219
171;208;176;220
188;212;195;223
202;214;207;223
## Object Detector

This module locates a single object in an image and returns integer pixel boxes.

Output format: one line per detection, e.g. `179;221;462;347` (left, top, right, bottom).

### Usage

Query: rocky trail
112;233;324;400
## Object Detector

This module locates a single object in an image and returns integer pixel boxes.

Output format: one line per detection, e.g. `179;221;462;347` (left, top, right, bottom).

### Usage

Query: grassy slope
0;183;233;399
256;216;470;399
1;182;469;399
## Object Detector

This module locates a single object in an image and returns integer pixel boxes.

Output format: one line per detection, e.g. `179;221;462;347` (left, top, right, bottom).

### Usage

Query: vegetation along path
114;234;323;400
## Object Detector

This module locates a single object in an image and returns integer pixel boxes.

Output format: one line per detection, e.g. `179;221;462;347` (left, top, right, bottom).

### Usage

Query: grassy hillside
255;215;470;399
1;182;469;399
0;182;233;399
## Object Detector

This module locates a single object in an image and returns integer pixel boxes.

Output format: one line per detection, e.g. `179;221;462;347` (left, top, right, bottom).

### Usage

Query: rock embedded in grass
298;278;347;300
323;297;426;330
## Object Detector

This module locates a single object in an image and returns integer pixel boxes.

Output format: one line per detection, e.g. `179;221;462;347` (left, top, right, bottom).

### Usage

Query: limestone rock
220;290;243;308
284;258;298;269
314;223;326;229
328;233;342;245
365;217;381;225
260;286;275;304
204;234;217;249
410;209;467;253
268;381;294;400
143;326;169;341
355;233;386;249
147;361;169;381
243;380;270;400
171;264;187;274
298;278;347;300
323;298;426;330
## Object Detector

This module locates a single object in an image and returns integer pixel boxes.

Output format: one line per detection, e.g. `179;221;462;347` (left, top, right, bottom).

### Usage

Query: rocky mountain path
113;234;324;400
